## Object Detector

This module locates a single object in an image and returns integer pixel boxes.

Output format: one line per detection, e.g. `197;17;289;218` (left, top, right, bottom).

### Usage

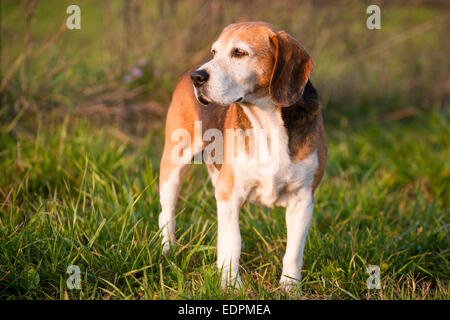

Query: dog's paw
161;241;170;254
279;275;301;294
161;237;175;254
221;274;243;291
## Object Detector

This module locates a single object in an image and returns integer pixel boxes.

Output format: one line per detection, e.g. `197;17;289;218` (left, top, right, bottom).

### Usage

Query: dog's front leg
280;189;314;291
216;198;243;289
215;167;245;290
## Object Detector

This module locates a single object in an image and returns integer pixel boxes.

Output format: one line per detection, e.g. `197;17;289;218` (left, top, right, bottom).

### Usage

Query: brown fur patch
223;103;252;165
202;103;252;170
269;31;314;107
215;164;235;201
159;72;201;186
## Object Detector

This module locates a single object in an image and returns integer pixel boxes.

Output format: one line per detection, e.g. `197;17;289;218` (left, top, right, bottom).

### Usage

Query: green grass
0;111;448;299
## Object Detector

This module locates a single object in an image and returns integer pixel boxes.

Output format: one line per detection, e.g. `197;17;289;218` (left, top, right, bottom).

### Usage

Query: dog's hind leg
158;122;203;253
158;148;190;253
159;127;206;253
158;73;204;253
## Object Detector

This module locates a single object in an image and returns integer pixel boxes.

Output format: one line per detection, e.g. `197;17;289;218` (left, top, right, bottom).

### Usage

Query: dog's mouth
197;95;212;106
196;91;243;106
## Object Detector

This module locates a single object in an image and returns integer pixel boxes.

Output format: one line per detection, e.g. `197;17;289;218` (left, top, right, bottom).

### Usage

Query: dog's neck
240;80;320;130
238;81;321;161
241;95;275;110
239;96;282;131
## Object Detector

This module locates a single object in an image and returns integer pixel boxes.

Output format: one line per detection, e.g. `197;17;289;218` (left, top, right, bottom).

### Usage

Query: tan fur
215;164;234;201
159;74;201;186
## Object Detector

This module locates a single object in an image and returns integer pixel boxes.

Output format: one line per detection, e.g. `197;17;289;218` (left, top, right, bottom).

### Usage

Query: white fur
158;169;183;253
238;98;318;208
159;163;192;253
216;196;243;289
280;188;314;289
194;39;259;106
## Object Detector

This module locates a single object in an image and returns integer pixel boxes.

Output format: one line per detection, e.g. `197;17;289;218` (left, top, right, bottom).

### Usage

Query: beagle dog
158;22;327;291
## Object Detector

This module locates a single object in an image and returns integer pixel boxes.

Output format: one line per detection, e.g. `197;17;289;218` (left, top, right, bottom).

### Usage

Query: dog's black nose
191;69;209;87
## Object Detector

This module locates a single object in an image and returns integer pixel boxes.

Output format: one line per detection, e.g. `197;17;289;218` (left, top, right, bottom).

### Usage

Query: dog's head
191;21;314;107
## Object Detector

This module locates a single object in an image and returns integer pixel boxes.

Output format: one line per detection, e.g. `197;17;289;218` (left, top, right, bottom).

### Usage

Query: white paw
279;274;301;293
161;241;170;254
161;237;175;254
221;274;243;291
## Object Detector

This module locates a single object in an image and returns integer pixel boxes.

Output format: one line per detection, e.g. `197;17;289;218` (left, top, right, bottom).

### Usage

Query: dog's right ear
269;31;314;107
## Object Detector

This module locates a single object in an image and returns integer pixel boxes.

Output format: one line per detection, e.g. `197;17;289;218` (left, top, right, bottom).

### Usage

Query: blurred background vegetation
1;0;448;132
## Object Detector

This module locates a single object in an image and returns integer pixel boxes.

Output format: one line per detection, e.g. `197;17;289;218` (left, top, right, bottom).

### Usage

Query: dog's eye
231;48;248;58
211;49;216;56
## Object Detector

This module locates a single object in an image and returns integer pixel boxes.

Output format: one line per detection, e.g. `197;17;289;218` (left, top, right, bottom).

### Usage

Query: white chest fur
232;99;318;208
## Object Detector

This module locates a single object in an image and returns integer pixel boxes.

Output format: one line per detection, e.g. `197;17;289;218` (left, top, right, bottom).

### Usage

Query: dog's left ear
269;31;314;107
